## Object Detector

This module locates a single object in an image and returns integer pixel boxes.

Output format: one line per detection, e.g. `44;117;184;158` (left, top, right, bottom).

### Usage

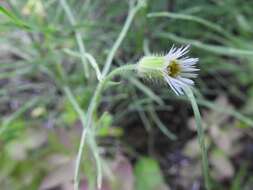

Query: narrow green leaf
0;6;30;29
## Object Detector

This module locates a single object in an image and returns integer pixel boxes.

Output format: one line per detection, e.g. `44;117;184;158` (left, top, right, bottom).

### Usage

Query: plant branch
74;64;136;190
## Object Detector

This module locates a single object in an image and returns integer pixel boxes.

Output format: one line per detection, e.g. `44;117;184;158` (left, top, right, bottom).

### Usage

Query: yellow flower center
167;59;181;77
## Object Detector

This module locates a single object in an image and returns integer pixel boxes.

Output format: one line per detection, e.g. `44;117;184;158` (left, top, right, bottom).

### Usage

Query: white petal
175;45;190;58
181;73;198;78
181;67;200;72
181;58;199;66
178;77;194;85
165;45;190;60
170;77;188;94
172;82;184;94
171;77;188;87
164;76;180;95
163;45;199;96
166;45;176;58
166;76;187;95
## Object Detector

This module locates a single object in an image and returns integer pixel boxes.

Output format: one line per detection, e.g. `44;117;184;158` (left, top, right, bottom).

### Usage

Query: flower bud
137;45;199;95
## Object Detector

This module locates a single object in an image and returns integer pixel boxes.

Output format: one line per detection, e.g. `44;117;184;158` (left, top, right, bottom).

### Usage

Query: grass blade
157;32;253;57
59;0;90;78
184;87;211;190
148;12;232;39
0;6;30;29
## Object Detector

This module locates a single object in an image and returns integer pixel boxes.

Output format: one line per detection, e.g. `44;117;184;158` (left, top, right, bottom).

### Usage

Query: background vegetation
0;0;253;189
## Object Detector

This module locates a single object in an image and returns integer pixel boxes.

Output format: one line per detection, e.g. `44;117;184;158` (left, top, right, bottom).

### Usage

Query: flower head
137;45;199;95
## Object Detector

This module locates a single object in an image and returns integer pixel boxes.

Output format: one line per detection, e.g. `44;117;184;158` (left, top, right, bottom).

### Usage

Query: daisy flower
137;45;199;95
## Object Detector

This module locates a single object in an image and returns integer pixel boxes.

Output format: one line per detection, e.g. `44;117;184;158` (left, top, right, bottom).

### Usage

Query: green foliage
1;0;253;189
1;119;25;142
62;90;92;126
134;157;166;190
96;112;122;137
0;6;30;29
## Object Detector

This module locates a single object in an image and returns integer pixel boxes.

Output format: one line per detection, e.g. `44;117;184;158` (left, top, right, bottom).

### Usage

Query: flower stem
74;64;136;190
184;87;211;190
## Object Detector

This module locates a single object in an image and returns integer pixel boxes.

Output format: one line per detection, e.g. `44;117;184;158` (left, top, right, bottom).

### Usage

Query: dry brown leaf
6;128;48;161
209;125;243;156
178;161;202;188
109;154;134;190
210;150;234;180
39;159;75;190
24;129;48;150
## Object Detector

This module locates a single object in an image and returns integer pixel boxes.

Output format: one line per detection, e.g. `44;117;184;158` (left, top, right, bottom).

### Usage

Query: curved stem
101;2;144;78
74;64;136;190
184;87;211;190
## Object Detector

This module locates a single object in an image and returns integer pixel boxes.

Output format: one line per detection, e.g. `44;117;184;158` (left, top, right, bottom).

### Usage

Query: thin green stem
184;87;211;190
60;0;90;78
64;86;89;190
64;86;86;125
63;48;101;81
101;2;144;78
148;106;177;140
74;64;136;190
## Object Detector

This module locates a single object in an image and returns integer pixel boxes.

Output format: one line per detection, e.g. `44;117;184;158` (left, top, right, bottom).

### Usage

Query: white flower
163;45;199;95
137;45;199;95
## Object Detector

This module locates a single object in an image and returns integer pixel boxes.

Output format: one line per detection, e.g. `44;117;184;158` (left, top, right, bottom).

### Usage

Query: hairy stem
74;64;136;190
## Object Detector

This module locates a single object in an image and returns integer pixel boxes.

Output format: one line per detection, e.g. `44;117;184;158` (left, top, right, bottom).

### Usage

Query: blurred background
0;0;253;190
